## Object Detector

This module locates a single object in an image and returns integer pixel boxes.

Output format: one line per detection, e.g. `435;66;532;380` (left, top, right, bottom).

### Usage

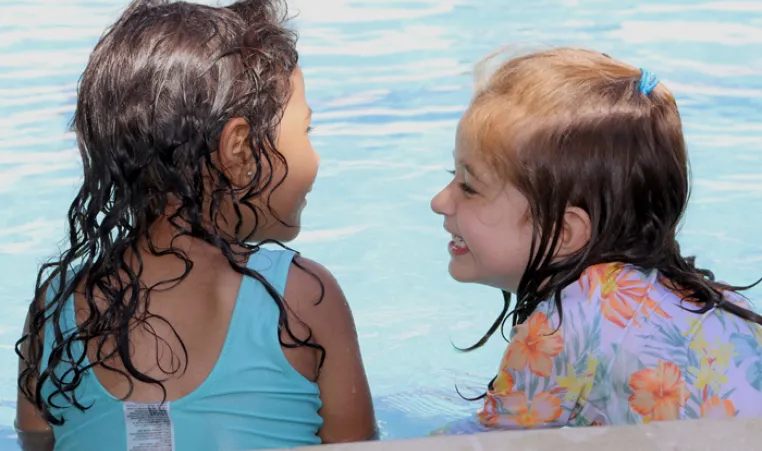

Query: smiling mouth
448;234;469;255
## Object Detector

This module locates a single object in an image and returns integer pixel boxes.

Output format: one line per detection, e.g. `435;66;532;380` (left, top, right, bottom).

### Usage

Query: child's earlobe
557;206;592;258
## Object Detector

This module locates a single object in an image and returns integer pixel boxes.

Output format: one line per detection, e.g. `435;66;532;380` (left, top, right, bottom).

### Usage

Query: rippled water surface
1;0;761;448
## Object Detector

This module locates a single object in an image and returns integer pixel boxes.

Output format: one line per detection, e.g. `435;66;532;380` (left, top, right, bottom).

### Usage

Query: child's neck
134;218;249;277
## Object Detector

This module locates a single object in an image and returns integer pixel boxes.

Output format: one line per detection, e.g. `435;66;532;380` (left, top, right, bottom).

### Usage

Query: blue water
1;0;762;449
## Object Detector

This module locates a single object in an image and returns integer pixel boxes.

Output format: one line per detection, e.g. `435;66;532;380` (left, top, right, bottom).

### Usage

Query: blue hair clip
638;68;660;95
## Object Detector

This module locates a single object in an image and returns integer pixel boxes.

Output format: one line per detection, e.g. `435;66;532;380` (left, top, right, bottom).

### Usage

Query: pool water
1;0;761;448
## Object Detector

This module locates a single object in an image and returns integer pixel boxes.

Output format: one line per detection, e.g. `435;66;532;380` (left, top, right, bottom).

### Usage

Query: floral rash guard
477;262;762;429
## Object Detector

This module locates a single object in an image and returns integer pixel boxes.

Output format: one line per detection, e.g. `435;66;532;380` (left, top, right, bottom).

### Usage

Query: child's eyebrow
451;149;485;182
460;160;483;182
306;108;313;121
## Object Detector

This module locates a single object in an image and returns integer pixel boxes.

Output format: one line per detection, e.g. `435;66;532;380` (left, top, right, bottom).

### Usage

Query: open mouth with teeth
449;235;470;255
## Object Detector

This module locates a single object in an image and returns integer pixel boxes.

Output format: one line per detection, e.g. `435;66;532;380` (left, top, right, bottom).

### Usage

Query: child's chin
273;224;301;243
448;262;478;283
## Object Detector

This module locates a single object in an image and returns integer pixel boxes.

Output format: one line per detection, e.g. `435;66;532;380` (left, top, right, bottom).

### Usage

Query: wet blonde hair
463;47;683;188
459;47;761;336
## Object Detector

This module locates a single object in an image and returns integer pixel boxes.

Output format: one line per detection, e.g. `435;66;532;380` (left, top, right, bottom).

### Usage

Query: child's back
15;1;376;449
42;247;324;451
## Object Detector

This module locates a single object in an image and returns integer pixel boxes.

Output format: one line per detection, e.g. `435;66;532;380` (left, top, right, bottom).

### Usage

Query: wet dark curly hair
16;0;323;425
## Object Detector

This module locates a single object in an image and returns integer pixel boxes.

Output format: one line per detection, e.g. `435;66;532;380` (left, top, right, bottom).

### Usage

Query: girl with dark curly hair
14;1;376;449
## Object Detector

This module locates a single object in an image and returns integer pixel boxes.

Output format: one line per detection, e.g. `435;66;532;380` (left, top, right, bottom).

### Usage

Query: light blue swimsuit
41;248;323;451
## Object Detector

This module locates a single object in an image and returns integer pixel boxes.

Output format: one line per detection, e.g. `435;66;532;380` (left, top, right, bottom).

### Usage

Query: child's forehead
455;109;479;142
454;108;518;186
452;128;479;165
452;141;496;185
454;116;480;156
454;111;495;164
455;102;505;152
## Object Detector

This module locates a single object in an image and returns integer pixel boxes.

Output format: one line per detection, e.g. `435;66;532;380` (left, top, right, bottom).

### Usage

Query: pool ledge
273;417;762;451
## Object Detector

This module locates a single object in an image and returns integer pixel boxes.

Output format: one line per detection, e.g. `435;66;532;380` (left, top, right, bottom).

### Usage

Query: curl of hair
15;0;325;425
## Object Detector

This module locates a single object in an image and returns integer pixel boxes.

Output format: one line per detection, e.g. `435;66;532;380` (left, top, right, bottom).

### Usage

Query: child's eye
307;126;315;134
459;182;478;196
446;169;477;196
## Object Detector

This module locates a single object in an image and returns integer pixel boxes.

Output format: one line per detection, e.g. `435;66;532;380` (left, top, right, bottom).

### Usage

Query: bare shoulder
286;255;341;296
283;255;353;329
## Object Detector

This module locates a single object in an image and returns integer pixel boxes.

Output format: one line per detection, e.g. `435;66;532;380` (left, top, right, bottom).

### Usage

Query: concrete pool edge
273;417;762;450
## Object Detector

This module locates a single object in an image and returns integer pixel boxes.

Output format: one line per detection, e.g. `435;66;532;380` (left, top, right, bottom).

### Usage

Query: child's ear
218;117;252;187
556;206;591;258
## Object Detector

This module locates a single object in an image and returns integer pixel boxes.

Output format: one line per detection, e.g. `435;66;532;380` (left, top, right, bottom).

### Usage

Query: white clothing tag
124;402;175;451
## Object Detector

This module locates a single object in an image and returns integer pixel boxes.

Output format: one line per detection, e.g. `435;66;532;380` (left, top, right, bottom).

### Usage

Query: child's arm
478;300;599;430
285;257;377;443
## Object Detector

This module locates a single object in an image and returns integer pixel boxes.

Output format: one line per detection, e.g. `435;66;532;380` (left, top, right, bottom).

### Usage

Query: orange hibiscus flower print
628;361;689;421
480;369;516;427
492;369;515;394
499;391;563;428
478;395;501;427
700;397;736;419
504;312;564;377
582;263;671;328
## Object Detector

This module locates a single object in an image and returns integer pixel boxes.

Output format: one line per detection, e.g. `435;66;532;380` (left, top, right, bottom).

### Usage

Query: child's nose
430;186;452;216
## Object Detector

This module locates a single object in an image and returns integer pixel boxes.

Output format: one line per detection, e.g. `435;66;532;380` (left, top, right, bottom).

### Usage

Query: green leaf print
554;354;565;375
652;320;689;351
687;346;700;369
571;330;580;360
637;329;690;365
571;303;586;336
684;349;702;387
586;358;611;405
626;408;640;423
514;369;527;389
687;391;703;409
729;333;758;366
613;348;646;396
747;360;762;392
529;371;540;397
588;306;602;352
684;403;699;419
592;357;609;387
574;353;589;377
